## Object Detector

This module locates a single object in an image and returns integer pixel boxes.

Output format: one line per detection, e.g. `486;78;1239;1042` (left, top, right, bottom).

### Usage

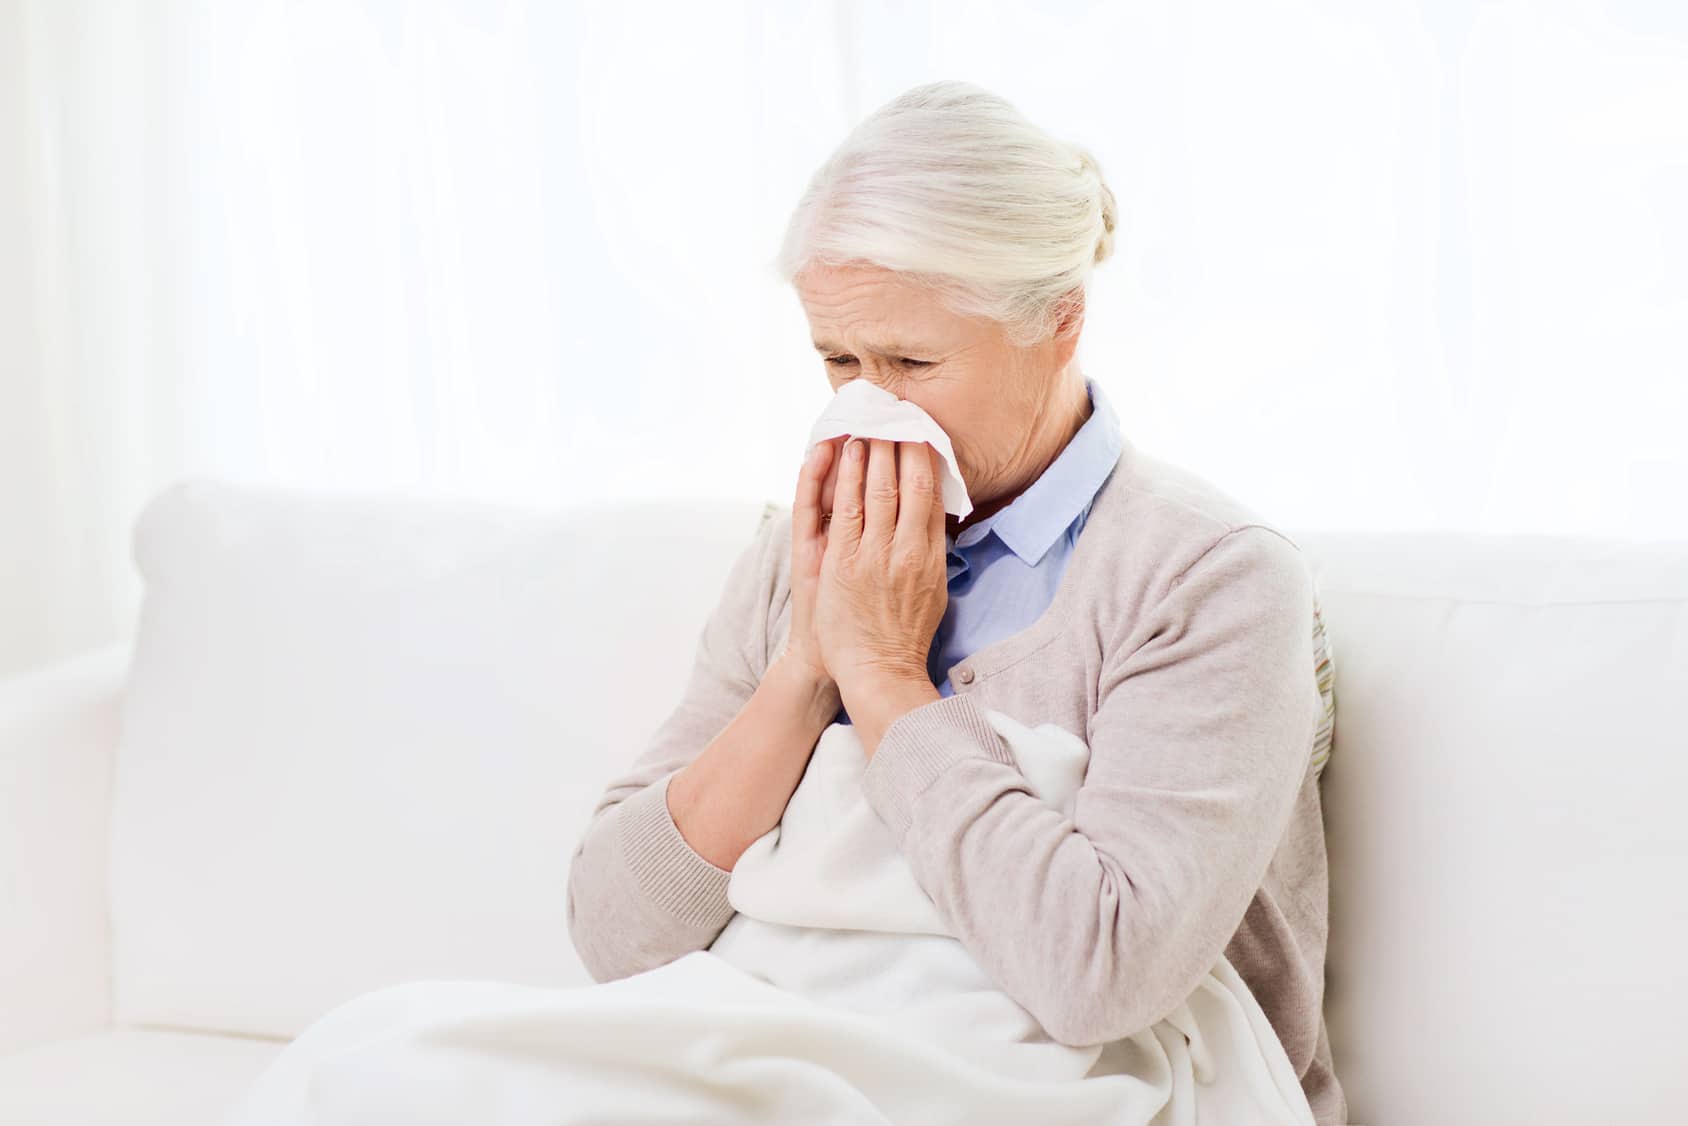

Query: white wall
3;0;1686;676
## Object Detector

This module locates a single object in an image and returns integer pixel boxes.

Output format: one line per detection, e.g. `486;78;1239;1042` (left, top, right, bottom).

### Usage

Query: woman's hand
778;437;844;710
814;438;948;741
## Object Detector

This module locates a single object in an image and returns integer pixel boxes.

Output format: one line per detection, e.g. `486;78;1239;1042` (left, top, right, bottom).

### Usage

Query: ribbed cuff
615;773;736;931
861;692;1019;844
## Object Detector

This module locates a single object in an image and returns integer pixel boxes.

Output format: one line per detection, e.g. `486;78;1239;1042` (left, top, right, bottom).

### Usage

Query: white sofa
2;479;1684;1125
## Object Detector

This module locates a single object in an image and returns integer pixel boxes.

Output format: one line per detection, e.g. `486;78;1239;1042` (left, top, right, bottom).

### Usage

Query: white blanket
228;713;1316;1125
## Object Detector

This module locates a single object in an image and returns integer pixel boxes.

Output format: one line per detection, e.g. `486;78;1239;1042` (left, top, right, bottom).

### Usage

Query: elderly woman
566;82;1346;1125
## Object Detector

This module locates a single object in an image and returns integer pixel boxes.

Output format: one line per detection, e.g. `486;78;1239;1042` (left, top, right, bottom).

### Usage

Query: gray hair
774;80;1117;348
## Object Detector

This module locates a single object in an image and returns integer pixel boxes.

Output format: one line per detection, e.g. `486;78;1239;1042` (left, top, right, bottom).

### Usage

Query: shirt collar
953;376;1124;567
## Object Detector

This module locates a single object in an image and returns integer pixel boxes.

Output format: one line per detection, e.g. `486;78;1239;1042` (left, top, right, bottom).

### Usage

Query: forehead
796;262;967;349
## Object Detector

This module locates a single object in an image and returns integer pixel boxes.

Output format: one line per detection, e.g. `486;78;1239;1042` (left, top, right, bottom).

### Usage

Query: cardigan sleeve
858;525;1319;1046
564;505;782;982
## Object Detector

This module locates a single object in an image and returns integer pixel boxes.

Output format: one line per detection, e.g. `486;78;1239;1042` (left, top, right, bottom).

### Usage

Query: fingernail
848;438;865;460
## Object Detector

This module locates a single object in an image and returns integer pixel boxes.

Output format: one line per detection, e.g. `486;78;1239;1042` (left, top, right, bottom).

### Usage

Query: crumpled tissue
802;380;973;517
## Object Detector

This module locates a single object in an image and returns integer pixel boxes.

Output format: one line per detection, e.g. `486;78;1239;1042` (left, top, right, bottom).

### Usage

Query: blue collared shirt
838;377;1124;723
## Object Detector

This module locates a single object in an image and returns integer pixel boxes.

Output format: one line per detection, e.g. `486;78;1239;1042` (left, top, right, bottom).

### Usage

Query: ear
1052;287;1085;367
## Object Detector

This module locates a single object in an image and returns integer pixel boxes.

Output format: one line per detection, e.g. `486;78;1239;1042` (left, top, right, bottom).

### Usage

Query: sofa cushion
111;481;770;1037
1297;530;1688;1125
0;1028;284;1126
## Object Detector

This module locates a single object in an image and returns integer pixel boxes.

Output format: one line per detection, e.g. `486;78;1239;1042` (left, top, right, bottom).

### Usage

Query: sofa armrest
0;643;128;1056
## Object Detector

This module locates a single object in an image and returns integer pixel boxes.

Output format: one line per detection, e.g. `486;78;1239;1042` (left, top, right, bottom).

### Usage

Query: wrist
766;652;843;726
835;659;929;704
839;671;942;759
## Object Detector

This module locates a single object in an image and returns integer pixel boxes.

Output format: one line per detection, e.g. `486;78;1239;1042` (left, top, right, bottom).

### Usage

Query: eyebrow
811;339;933;356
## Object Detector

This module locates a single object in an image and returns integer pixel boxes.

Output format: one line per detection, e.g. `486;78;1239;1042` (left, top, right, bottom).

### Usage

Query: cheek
913;393;993;480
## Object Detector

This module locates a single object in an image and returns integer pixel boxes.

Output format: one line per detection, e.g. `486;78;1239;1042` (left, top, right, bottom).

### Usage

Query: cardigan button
954;666;975;685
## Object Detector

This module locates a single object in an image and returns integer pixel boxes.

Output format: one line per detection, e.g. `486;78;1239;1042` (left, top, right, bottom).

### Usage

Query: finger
818;437;842;515
831;436;867;552
926;444;947;544
863;438;899;545
793;440;834;547
894;441;938;550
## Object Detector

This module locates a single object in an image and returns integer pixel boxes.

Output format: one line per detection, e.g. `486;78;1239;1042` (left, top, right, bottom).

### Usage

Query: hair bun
1075;147;1117;266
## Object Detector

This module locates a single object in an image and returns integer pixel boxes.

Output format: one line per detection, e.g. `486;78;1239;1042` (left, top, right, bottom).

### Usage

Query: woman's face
795;261;1081;514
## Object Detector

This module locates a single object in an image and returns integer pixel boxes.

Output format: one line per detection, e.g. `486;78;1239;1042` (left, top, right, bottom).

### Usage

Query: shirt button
954;666;975;685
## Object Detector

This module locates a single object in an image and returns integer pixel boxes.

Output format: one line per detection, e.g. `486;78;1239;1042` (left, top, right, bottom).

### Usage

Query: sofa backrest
112;480;1688;1123
112;481;770;1038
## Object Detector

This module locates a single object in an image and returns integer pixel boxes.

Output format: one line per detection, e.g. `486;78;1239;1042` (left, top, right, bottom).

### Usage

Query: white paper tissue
803;380;973;517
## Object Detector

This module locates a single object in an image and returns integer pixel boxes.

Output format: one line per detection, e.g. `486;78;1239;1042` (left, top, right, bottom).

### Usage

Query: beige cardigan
566;432;1347;1125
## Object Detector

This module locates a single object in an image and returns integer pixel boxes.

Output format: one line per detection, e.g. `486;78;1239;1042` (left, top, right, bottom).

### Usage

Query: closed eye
824;356;933;368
